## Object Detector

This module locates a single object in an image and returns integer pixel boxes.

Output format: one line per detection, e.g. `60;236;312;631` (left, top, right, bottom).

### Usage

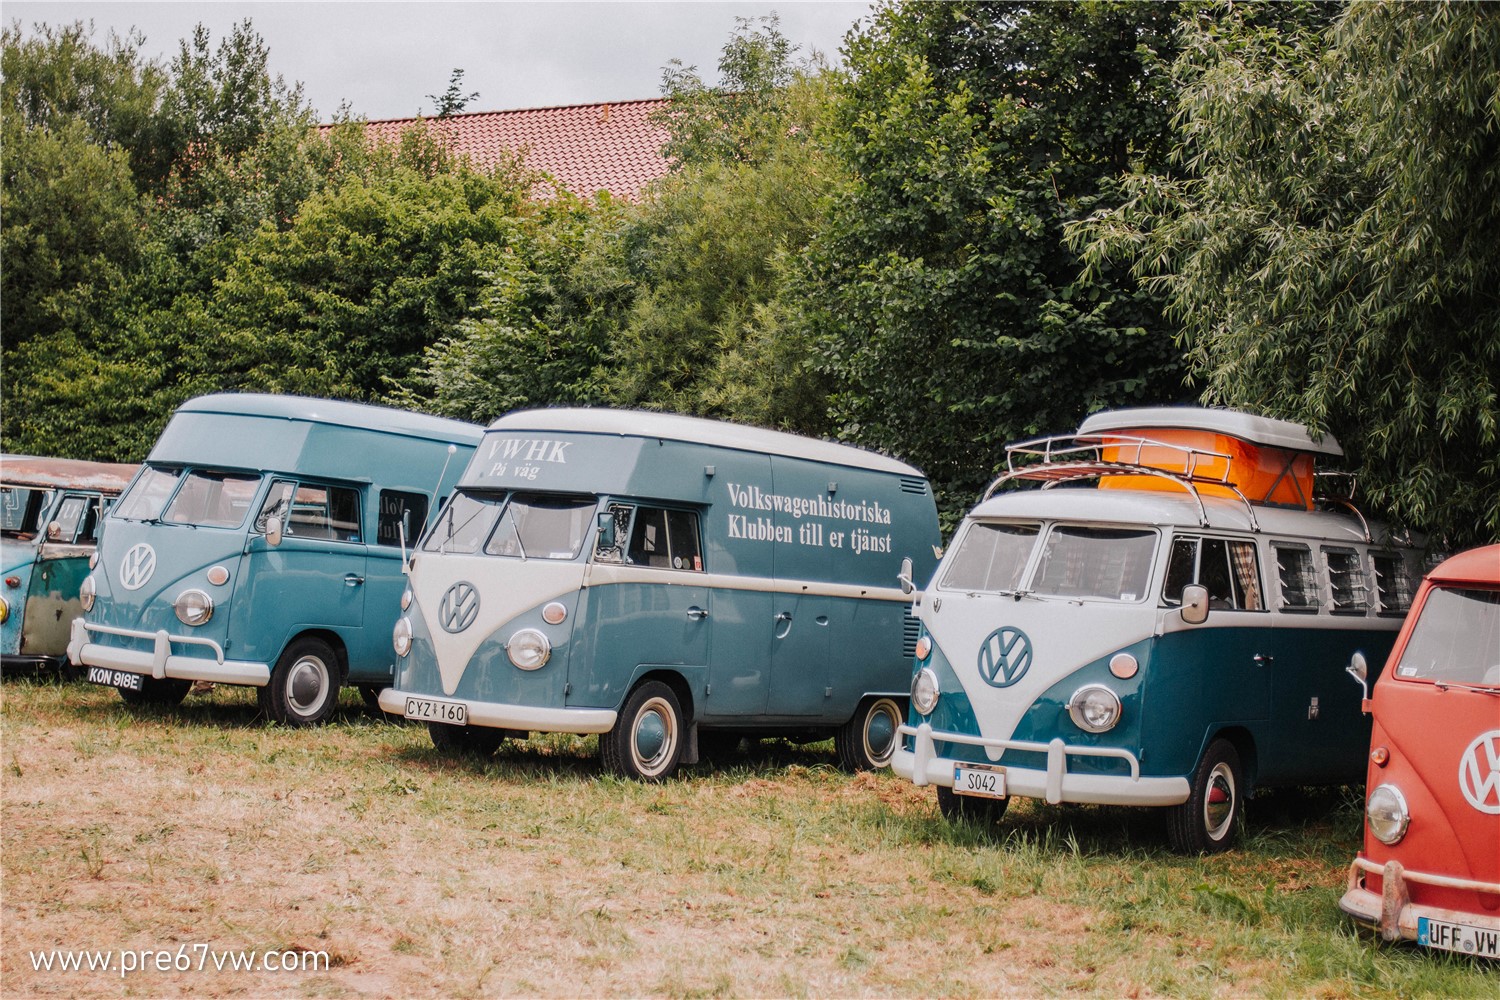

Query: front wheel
936;785;1009;827
259;637;341;727
428;721;505;756
602;680;684;781
118;676;191;707
836;696;904;771
1167;738;1245;854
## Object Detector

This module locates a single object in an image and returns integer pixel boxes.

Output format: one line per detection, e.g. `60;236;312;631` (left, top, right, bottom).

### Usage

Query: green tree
1076;2;1500;546
800;1;1190;522
427;68;479;118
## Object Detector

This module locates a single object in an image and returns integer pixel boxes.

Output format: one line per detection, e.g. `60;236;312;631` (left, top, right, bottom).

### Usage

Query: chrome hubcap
1203;762;1236;840
631;697;676;776
287;655;329;715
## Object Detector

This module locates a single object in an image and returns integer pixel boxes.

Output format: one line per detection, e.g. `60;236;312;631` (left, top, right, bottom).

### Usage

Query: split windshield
1;487;51;537
1394;586;1500;687
423;491;596;560
113;466;262;528
940;520;1158;602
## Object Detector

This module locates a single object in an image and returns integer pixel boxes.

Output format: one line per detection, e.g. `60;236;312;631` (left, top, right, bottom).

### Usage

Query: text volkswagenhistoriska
380;408;942;779
68;394;483;724
893;406;1425;852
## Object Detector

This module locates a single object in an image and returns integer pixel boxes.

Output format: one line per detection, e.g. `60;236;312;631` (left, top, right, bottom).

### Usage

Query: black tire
601;680;684;781
836;696;904;771
427;720;506;756
118;676;191;707
258;637;341;727
358;684;387;710
1167;738;1245;854
936;784;1010;826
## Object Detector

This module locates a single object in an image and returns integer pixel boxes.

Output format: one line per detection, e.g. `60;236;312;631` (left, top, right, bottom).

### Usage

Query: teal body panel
82;395;482;682
395;417;940;728
911;620;1397;786
1;539;39;657
3;493;111;661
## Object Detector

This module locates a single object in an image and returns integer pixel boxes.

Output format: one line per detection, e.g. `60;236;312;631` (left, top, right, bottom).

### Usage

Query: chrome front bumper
67;617;271;686
1339;856;1500;944
893;721;1191;806
377;687;617;734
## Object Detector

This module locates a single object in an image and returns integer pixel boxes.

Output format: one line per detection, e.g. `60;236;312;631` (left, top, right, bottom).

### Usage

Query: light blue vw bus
69;394;483;724
894;407;1423;852
2;456;137;671
381;408;942;779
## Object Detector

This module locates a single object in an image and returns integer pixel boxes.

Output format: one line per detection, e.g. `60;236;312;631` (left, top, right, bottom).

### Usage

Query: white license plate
86;666;144;692
403;696;467;726
953;763;1007;799
1419;916;1500;958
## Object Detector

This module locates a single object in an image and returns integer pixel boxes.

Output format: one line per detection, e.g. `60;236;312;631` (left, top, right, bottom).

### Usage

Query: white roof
968;487;1392;546
1077;406;1343;457
488;408;924;477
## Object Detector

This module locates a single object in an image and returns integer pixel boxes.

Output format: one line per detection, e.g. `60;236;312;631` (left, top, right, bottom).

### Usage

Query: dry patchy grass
1;677;1494;998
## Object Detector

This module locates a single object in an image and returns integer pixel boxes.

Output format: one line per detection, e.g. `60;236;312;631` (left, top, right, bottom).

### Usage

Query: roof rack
1313;471;1371;543
981;433;1261;532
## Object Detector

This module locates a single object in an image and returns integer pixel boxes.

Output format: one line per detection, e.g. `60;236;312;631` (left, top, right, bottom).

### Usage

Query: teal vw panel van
2;456;138;670
381;408;942;779
69;394;483;724
894;407;1423;852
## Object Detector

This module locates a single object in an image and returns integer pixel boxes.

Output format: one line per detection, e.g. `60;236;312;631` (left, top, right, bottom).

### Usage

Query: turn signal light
1370;746;1389;767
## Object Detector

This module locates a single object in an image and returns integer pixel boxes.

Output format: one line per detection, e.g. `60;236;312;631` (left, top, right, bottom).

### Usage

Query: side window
377;490;429;548
1371;552;1414;615
1323;547;1370;614
267;483;362;542
625;506;703;571
1162;536;1264;610
1273;543;1319;612
77;497;104;544
49;495;88;542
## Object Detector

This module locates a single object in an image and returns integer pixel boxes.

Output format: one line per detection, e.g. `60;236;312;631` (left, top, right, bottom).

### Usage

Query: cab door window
257;480;362;542
1163;537;1264;610
621;505;704;572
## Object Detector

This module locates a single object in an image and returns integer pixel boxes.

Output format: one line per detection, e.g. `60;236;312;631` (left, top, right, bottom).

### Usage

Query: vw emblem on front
977;626;1033;688
439;581;480;634
1458;729;1500;815
119;542;157;591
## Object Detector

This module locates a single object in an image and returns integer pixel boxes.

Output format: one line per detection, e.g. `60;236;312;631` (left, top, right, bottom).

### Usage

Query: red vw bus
1339;545;1500;959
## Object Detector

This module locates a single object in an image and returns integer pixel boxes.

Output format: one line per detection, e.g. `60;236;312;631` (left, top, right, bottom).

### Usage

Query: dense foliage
4;3;1496;543
1077;1;1500;546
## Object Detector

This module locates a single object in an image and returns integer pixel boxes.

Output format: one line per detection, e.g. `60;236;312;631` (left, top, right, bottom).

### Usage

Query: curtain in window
1229;541;1262;610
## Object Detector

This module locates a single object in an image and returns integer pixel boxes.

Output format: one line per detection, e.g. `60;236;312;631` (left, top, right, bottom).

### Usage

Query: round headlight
911;667;940;716
1067;684;1122;733
506;628;551;670
0;595;9;624
1367;783;1410;845
173;588;213;626
79;573;97;612
914;634;932;661
393;616;413;657
400;586;413;611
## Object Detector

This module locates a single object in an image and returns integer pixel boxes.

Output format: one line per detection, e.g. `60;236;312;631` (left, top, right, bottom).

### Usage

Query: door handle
775;612;793;622
687;606;709;621
1254;653;1274;667
774;611;793;638
344;574;365;587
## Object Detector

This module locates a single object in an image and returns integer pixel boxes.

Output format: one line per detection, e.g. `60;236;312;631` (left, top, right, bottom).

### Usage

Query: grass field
2;675;1495;998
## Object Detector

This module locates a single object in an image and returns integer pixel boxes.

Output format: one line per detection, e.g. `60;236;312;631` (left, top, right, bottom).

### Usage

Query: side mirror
898;556;914;595
1180;583;1210;625
596;511;616;550
1346;650;1369;701
264;515;283;548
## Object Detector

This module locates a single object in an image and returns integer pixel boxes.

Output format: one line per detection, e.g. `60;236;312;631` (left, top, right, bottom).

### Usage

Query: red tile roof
333;99;672;201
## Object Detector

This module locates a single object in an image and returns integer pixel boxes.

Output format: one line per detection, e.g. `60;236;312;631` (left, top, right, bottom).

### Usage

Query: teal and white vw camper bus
381;408;942;779
2;456;137;671
894;407;1422;852
69;394;483;724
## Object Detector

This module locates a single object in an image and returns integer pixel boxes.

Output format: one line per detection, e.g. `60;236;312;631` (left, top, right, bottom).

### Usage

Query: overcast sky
6;1;872;121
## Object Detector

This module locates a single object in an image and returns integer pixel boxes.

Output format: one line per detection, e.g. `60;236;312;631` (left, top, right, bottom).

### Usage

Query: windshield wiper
505;505;528;561
1434;680;1500;696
